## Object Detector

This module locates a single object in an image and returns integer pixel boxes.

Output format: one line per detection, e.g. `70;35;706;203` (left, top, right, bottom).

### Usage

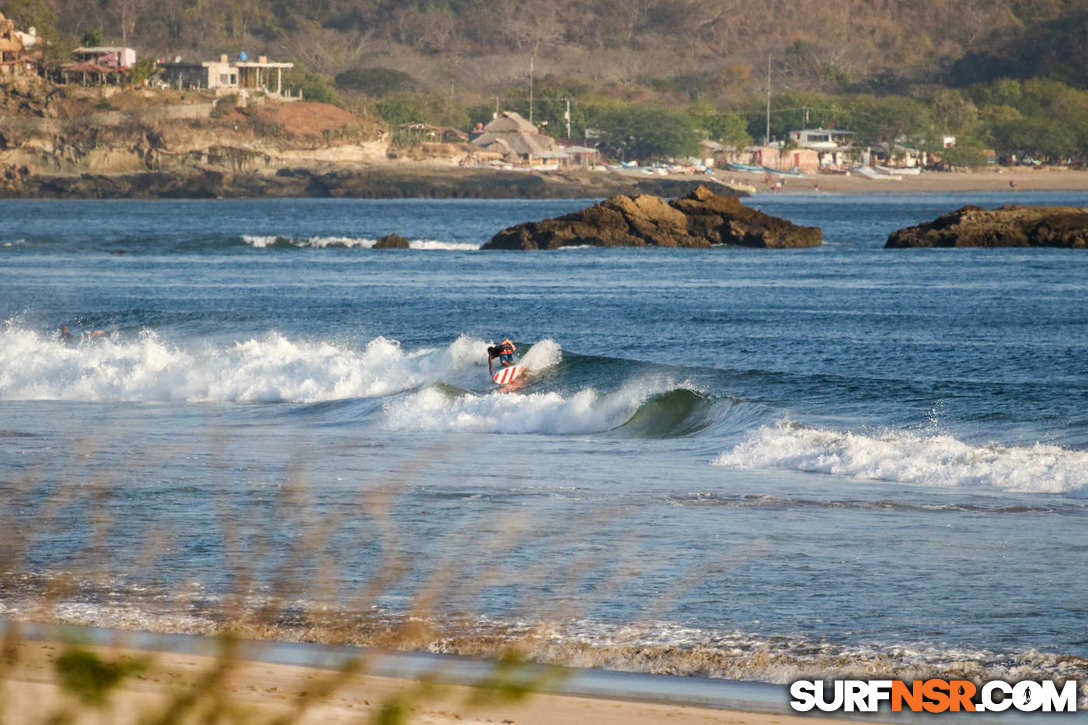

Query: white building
789;128;857;169
72;46;137;69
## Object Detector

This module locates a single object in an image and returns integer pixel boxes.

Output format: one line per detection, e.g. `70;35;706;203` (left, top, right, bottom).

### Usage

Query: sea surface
1;192;1087;691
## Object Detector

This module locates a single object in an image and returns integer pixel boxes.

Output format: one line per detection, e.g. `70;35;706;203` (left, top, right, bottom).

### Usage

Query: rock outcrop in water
481;185;821;250
373;233;410;249
885;205;1088;248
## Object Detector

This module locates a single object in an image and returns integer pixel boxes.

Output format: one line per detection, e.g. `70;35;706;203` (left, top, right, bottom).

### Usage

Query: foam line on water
240;235;477;251
714;420;1088;494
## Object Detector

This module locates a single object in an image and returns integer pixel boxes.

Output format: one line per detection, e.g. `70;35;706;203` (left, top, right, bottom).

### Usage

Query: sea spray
0;326;491;403
383;375;705;436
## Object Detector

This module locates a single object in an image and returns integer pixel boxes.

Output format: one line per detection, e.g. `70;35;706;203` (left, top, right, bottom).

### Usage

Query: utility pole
765;55;771;145
528;47;536;125
561;97;571;139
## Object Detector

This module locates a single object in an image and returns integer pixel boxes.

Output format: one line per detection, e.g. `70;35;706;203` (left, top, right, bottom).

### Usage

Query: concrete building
788;128;856;149
159;54;293;97
159;56;237;91
788;128;857;169
235;55;292;95
752;145;821;173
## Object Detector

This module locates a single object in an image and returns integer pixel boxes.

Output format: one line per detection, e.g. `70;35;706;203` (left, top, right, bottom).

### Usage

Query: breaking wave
714;420;1088;494
240;234;477;251
0;324;489;403
383;375;717;437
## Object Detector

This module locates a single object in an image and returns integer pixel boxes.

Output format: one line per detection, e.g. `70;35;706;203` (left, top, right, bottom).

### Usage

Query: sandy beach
710;166;1088;195
3;639;867;725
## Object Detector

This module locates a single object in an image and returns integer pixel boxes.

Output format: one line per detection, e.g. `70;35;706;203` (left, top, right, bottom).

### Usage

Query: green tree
592;106;701;161
847;95;932;145
704;113;753;148
334;67;417;97
930;88;979;136
285;66;336;104
941;144;989;168
126;56;160;86
376;95;428;126
81;28;102;47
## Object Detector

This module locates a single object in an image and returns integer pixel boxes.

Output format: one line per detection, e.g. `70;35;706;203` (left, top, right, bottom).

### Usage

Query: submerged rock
481;185;821;250
373;233;410;249
886;205;1088;248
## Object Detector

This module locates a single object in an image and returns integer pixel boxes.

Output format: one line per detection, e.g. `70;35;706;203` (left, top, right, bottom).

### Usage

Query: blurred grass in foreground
0;434;721;724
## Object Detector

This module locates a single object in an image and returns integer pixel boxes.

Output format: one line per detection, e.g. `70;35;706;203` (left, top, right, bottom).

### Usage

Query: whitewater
2;193;1087;699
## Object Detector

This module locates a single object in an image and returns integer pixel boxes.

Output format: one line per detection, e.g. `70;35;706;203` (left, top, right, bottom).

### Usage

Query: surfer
487;338;517;376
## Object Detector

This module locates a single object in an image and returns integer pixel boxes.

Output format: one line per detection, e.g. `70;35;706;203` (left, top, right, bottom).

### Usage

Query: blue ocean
1;192;1086;690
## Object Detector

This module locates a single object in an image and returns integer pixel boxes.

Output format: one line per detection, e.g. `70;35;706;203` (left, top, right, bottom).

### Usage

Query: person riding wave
487;338;517;376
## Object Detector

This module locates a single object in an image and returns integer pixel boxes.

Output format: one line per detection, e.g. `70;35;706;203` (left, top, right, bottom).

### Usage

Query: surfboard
492;364;524;385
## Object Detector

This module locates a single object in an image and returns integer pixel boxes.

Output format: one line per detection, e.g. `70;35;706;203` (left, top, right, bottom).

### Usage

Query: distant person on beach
1009;179;1017;190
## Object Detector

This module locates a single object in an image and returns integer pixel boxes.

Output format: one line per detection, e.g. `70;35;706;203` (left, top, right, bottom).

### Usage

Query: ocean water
1;192;1087;691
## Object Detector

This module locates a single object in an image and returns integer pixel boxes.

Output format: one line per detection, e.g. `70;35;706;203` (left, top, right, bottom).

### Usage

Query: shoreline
1;165;1087;201
3;624;893;725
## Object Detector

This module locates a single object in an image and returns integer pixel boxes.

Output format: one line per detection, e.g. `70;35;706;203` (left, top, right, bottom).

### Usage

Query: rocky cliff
482;185;821;250
0;79;389;197
885;205;1088;248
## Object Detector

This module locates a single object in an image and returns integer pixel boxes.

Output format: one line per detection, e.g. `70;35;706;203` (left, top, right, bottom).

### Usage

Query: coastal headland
3;81;1088;200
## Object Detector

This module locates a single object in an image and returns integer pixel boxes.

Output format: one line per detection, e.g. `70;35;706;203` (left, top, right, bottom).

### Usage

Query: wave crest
384;376;707;436
714;421;1088;494
240;234;476;251
0;325;492;403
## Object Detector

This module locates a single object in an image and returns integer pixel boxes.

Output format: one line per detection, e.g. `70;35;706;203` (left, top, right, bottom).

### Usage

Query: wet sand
4;640;868;725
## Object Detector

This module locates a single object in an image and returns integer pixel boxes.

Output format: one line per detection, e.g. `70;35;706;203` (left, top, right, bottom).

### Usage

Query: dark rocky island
886;205;1088;248
481;185;821;250
373;233;410;249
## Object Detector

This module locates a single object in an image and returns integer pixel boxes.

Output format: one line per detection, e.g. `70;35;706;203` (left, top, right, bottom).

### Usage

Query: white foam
406;240;479;251
240;235;477;251
714;420;1088;494
241;234;280;248
0;324;492;403
384;372;686;435
305;235;377;248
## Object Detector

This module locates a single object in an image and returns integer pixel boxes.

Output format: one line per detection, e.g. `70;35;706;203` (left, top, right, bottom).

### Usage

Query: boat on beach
876;164;922;176
854;166;902;180
762;166;805;177
727;162;764;173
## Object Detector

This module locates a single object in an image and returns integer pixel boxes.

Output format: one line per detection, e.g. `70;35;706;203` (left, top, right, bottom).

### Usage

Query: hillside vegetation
2;0;1087;163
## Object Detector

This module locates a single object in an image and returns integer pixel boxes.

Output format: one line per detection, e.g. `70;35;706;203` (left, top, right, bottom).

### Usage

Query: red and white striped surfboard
492;365;524;385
